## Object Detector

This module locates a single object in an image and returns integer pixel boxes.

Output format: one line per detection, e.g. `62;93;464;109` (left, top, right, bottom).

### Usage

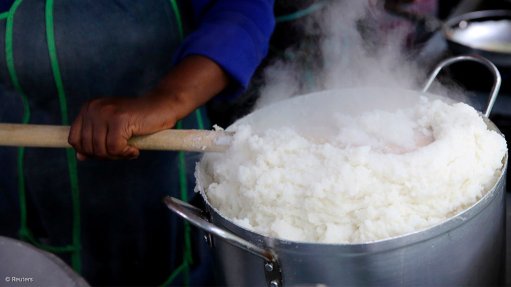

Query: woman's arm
68;0;275;160
68;55;229;160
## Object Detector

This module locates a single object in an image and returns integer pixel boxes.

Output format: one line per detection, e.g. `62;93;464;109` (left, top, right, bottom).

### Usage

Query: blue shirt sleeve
174;0;275;98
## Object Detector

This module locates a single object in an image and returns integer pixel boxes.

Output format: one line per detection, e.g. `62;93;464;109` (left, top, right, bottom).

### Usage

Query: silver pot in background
165;56;507;287
444;10;511;68
0;236;89;287
385;2;511;68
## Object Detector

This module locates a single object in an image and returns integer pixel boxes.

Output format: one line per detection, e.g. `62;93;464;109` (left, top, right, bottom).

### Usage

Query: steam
256;0;462;109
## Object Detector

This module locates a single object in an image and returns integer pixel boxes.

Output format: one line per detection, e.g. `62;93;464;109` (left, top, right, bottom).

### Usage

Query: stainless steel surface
422;55;501;117
200;162;507;286
448;18;511;52
164;196;283;287
449;0;484;18
386;4;511;67
0;236;89;287
166;86;509;286
507;194;511;286
164;196;277;263
444;10;511;67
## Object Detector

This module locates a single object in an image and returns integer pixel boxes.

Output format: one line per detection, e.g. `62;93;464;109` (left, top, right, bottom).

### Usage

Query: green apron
0;0;213;285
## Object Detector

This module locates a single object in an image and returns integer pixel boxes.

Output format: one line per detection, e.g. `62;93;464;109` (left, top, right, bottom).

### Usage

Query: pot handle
422;55;502;117
163;196;283;287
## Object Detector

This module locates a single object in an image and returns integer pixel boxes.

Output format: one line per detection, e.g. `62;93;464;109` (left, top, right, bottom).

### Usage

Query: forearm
68;55;230;160
147;55;230;126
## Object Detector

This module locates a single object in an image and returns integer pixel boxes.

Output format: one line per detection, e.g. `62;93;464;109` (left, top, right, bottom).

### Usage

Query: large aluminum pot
165;55;508;286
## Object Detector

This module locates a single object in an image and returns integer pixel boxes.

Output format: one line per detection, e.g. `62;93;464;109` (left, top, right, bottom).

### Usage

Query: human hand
68;55;229;160
68;94;178;160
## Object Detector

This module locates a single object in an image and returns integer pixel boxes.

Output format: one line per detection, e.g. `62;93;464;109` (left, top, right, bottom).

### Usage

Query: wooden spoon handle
0;123;231;152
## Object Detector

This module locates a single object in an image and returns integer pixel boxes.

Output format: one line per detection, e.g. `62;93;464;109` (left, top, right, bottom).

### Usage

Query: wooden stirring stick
0;123;231;152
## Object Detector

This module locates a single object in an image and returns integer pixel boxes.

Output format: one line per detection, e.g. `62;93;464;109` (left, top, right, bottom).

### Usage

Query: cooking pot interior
227;87;438;140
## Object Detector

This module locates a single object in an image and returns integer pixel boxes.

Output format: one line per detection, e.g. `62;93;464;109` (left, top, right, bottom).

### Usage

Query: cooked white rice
196;97;507;243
